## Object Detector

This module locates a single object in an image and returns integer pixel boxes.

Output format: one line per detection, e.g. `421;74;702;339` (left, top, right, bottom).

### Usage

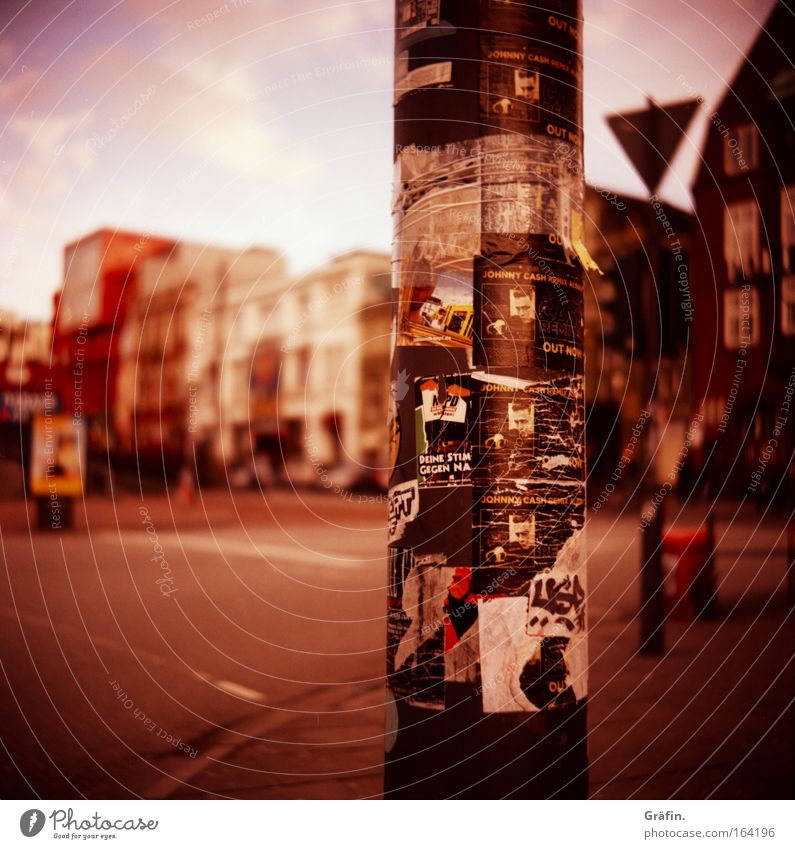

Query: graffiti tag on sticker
388;480;420;543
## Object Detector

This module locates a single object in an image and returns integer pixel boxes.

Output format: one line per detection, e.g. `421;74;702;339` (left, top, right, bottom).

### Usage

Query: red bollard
662;523;716;619
177;466;196;506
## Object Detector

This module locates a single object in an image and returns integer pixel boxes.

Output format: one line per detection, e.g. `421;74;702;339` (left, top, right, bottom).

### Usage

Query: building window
296;292;311;327
724;200;761;283
724;124;759;175
723;286;759;349
324;345;344;384
297;346;311;383
60;236;103;331
781;185;795;272
782;275;795;336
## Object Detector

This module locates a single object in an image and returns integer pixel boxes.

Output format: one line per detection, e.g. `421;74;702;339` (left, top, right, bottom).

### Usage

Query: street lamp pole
386;0;589;798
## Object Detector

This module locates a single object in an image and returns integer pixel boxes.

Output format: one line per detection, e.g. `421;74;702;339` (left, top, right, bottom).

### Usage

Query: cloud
52;36;321;185
5;110;94;200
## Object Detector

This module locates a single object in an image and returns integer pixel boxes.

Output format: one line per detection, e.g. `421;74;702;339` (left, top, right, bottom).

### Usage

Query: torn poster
397;0;441;41
478;596;586;713
526;531;587;637
395;59;453;104
397;264;474;347
442;566;481;686
474;252;584;373
387;551;447;710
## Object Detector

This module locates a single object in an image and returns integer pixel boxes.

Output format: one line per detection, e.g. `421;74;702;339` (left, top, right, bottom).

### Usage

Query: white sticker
526;529;586;637
387;479;419;543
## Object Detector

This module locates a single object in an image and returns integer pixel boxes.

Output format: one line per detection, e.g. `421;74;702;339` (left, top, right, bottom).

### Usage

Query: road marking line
5;607;264;704
214;680;267;701
191;669;265;701
97;531;382;565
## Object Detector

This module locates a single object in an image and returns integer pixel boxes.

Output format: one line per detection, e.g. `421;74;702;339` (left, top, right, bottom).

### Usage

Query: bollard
787;516;794;604
662;524;714;619
639;500;665;654
702;510;717;616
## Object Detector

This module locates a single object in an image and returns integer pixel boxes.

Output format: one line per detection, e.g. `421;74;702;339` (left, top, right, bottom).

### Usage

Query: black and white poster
472;375;585;484
472;480;584;574
415;374;473;487
474;256;584;373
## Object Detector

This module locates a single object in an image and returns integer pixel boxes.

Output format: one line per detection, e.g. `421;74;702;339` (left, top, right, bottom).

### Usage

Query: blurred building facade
51;228;175;484
271;250;391;484
690;0;795;501
48;231;391;487
0;311;54;493
32;186;704;497
117;241;286;480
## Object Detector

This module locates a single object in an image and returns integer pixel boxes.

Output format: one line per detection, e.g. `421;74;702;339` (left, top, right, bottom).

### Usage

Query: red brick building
690;1;795;502
51;229;174;472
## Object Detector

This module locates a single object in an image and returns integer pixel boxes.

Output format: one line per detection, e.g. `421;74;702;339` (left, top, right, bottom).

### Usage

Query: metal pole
639;499;665;654
386;0;588;798
787;516;795;604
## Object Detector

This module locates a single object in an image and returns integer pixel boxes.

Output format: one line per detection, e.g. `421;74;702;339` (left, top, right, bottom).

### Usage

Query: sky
0;0;781;319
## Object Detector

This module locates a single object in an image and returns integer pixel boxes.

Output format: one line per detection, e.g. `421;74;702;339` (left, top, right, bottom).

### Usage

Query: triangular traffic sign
607;98;699;195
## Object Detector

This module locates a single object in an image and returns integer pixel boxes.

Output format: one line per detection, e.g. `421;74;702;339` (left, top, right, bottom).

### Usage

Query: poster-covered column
385;0;593;798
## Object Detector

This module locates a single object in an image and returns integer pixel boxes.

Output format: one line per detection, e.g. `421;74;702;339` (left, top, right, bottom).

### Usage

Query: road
0;488;792;798
0;488;388;799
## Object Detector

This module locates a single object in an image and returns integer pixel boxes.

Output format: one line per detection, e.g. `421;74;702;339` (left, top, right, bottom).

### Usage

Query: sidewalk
587;497;794;798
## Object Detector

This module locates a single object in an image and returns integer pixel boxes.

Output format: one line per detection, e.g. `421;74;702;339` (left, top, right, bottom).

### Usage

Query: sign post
386;0;589;798
607;98;698;654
